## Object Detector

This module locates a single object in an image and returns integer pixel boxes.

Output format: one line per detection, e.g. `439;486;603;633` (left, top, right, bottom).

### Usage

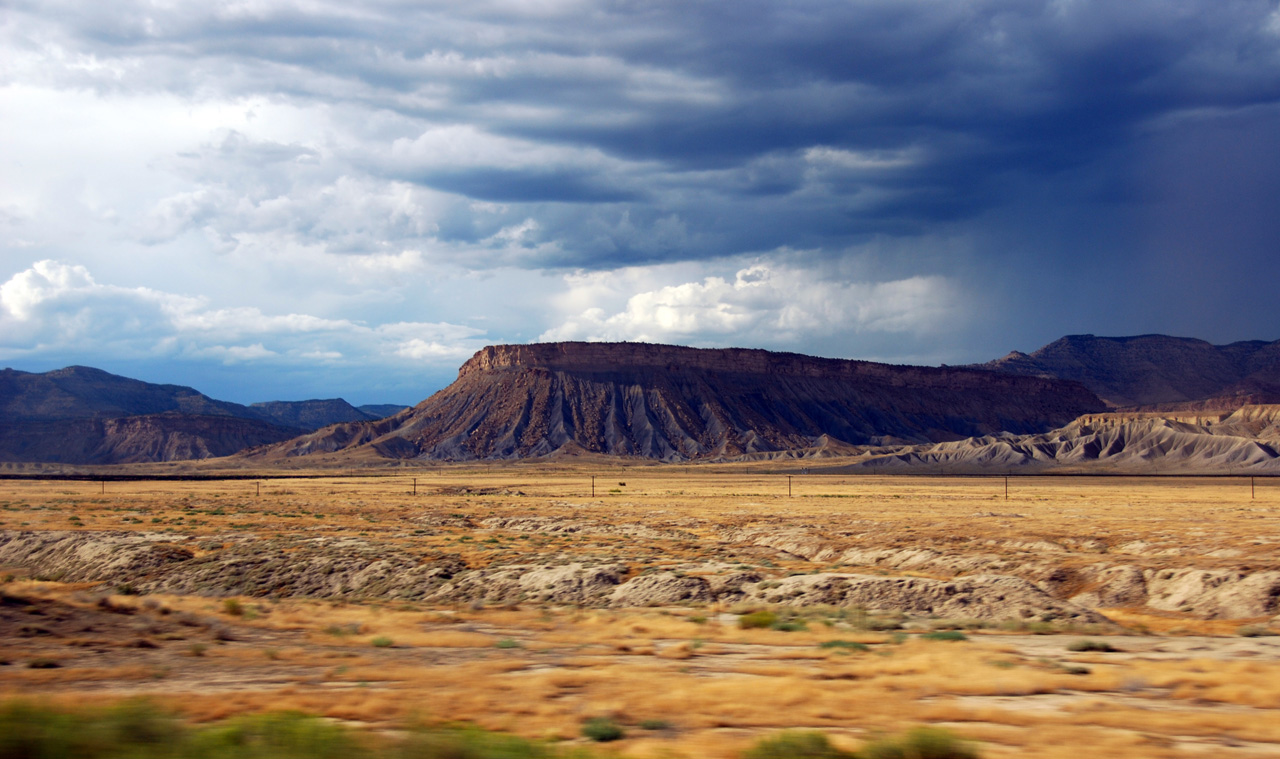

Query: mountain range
0;366;406;464
979;334;1280;409
4;333;1279;468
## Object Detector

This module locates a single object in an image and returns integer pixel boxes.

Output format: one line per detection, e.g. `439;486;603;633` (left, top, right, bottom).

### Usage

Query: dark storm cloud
7;0;1280;347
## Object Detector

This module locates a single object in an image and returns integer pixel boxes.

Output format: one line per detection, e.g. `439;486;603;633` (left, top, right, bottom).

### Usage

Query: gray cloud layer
3;0;1279;401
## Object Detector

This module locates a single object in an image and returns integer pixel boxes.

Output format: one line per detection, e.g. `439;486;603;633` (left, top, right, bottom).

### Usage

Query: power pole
788;475;792;497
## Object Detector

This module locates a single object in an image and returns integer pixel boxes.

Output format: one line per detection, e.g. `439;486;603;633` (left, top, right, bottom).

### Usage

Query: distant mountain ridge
255;341;1105;462
0;366;407;464
979;334;1280;408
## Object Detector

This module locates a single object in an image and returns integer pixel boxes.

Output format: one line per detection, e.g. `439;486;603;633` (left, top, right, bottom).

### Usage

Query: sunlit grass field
2;465;1279;758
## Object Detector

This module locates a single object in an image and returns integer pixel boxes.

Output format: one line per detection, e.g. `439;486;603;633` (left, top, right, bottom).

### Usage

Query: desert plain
2;464;1279;758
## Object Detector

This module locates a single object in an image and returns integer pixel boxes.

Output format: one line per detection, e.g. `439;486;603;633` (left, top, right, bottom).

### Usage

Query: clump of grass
819;640;870;652
27;658;60;669
495;638;522;649
0;700;558;759
739;610;778;629
1066;639;1118;652
920;630;968;642
771;618;808;632
370;636;394;648
1237;624;1275;638
581;717;624;742
638;718;671;731
860;727;978;759
223;599;243;616
743;730;851;759
402;723;553;759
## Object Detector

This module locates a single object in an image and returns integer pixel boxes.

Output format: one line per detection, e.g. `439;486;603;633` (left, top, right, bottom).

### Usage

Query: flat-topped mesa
459;342;1073;391
243;340;1106;462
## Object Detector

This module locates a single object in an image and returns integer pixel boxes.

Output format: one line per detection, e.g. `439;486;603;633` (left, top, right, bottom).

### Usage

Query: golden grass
2;468;1280;758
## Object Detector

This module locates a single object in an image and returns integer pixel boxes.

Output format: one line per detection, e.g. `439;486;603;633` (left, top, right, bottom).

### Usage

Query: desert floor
2;465;1279;758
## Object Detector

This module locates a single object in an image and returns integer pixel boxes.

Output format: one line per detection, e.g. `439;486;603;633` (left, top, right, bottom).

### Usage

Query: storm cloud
2;0;1278;402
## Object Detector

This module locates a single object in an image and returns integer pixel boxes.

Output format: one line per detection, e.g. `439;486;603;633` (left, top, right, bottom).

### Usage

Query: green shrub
190;711;359;759
819;640;870;652
859;727;977;759
223;599;244;616
495;638;522;649
399;724;552;759
0;701;559;759
920;631;968;642
1237;625;1275;638
638;719;671;731
581;717;624;742
371;637;394;648
742;730;850;759
1066;639;1117;652
738;610;779;629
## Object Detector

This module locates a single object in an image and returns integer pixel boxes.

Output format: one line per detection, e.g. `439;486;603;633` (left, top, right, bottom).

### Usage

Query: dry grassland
2;466;1279;758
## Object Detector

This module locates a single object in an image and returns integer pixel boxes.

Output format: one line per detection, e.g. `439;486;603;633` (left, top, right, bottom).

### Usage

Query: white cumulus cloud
0;259;488;367
540;262;960;347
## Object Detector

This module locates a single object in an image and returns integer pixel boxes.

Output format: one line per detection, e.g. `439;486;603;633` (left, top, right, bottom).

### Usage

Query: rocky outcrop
846;411;1280;473
6;528;1275;622
609;572;713;606
427;563;625;605
0;530;194;582
480;516;697;541
742;573;1106;624
257;341;1104;462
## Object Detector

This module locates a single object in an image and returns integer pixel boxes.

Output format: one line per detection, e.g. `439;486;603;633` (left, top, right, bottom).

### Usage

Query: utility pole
788;475;792;497
591;475;596;498
1004;476;1008;501
256;482;260;497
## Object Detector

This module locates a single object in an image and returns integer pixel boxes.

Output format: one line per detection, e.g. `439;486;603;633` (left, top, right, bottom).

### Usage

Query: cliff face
0;414;302;464
980;334;1280;408
264;342;1106;462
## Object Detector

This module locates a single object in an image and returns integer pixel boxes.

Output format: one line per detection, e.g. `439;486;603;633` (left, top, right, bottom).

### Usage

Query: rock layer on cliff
260;342;1105;462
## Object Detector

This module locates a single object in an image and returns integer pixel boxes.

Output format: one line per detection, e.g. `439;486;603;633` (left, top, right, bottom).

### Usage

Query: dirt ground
2;465;1279;758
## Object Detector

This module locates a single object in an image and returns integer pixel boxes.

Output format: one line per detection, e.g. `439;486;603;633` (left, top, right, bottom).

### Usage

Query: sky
3;0;1280;405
